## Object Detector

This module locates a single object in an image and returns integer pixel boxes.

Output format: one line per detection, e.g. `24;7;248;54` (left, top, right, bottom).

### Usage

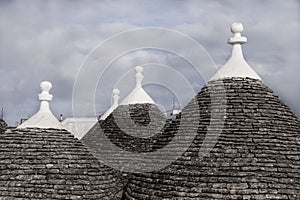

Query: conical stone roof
82;103;170;198
82;65;168;196
0;127;122;199
82;65;169;172
123;77;300;199
122;23;300;199
1;81;122;199
81;103;169;171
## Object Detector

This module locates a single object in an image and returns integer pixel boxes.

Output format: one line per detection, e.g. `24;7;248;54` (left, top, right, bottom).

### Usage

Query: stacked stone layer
82;104;177;161
123;78;300;199
101;104;174;153
0;128;122;199
81;104;173;193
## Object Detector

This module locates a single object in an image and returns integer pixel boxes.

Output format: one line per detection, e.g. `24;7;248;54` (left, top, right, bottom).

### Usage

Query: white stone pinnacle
112;89;120;107
17;81;62;129
120;66;155;105
100;88;120;120
135;66;144;88
38;81;53;112
210;22;262;81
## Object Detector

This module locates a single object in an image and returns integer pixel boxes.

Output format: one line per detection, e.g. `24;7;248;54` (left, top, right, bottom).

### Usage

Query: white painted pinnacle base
17;81;62;129
210;22;261;81
120;66;155;105
120;87;155;105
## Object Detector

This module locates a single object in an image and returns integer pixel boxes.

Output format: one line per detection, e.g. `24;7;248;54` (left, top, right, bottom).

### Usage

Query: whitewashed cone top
210;22;262;81
120;66;155;105
17;81;62;129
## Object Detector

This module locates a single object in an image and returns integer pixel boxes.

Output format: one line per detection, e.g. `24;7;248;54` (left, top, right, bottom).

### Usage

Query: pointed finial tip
135;66;143;73
40;81;52;92
113;89;120;95
228;22;247;44
231;22;244;34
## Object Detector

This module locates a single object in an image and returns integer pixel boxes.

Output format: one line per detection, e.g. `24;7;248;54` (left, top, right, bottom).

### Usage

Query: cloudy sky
0;0;299;125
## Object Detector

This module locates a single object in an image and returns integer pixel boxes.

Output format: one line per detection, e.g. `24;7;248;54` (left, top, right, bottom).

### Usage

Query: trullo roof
0;82;122;199
122;23;300;199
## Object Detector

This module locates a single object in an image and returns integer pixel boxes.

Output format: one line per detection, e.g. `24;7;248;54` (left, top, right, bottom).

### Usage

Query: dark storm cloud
0;0;299;125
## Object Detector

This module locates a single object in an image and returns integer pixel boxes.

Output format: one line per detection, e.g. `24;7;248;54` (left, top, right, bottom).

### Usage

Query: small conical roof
81;103;169;196
0;128;122;199
3;82;122;198
82;65;166;192
83;65;165;170
123;23;300;199
17;81;62;129
82;103;168;171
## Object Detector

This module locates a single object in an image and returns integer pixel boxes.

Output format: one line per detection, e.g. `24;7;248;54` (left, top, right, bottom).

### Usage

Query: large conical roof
123;78;300;199
0;127;122;199
122;23;300;199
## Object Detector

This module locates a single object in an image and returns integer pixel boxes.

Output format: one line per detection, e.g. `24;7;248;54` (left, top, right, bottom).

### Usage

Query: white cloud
0;0;299;125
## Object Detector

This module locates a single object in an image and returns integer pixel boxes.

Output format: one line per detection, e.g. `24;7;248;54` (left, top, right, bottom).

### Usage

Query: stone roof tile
0;128;122;199
123;78;300;199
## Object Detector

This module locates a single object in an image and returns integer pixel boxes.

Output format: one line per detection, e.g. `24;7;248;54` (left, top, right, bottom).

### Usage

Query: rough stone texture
101;103;173;153
0;118;7;133
122;78;300;199
82;104;173;158
81;104;171;196
0;128;122;199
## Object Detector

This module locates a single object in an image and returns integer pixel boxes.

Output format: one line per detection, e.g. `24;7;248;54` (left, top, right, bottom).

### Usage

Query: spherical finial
40;81;52;92
231;22;244;34
113;89;120;95
135;66;143;73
